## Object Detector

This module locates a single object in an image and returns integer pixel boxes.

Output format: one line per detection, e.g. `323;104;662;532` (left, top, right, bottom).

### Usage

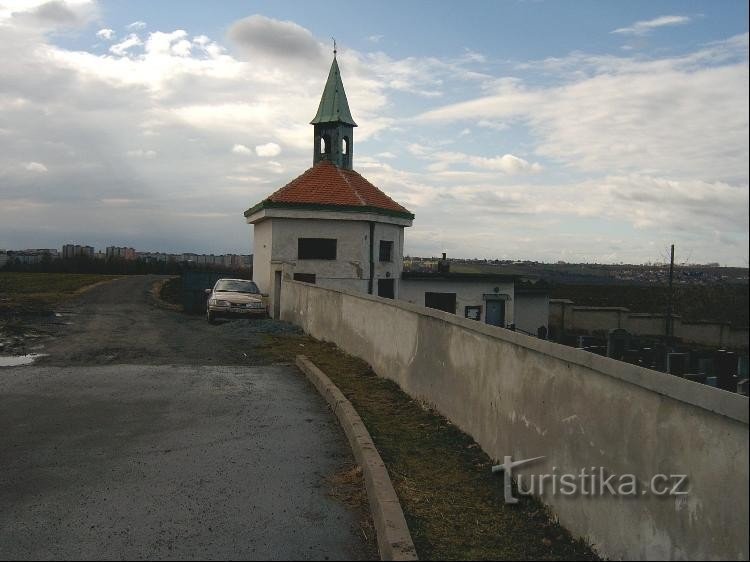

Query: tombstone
652;344;668;372
667;353;688;376
714;350;737;392
737;379;749;396
697;358;714;376
592;345;607;356
547;325;558;341
738;356;749;379
537;325;548;340
607;328;631;360
640;347;657;369
623;349;641;365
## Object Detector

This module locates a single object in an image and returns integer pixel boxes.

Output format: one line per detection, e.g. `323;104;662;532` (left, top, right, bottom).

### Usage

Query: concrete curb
295;355;418;561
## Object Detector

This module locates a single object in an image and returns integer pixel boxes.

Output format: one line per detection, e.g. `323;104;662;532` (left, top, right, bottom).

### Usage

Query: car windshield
214;280;259;294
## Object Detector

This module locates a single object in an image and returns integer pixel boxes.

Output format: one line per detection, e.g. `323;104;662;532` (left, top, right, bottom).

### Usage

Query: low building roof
244;160;414;220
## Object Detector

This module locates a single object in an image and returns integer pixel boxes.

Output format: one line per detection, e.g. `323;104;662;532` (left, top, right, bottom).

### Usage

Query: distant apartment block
2;243;250;269
176;252;251;268
3;248;59;265
105;246;136;260
137;251;175;263
62;244;95;259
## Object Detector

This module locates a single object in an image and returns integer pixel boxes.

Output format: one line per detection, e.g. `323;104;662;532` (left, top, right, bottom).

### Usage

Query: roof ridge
339;166;366;206
348;168;406;209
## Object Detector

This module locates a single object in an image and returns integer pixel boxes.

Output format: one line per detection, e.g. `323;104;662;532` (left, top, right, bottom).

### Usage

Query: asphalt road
0;276;372;560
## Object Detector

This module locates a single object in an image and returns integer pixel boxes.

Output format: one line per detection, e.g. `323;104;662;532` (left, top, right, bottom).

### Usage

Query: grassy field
0;272;119;314
259;335;599;561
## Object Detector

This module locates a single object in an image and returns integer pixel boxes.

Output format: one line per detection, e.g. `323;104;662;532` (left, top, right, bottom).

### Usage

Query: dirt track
35;275;300;366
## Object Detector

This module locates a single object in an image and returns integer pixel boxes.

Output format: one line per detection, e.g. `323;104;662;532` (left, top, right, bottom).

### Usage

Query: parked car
205;278;267;323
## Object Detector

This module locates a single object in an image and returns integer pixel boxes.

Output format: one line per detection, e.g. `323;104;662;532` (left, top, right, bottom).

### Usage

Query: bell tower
310;50;357;170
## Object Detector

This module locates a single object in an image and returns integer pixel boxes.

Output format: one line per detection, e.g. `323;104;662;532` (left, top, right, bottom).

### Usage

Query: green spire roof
310;57;357;127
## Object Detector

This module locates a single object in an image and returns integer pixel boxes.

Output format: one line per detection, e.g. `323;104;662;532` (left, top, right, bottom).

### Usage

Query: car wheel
207;310;216;324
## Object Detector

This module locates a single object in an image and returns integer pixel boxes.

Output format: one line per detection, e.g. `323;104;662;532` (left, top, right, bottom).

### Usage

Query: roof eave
244;199;414;221
309;117;358;127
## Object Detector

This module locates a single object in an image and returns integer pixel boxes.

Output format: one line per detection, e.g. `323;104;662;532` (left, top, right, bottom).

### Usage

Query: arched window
319;136;329;155
342;136;349;155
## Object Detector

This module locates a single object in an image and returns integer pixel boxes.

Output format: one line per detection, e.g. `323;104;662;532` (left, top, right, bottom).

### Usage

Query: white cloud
127;20;146;30
255;142;282;157
228;14;324;63
171;39;192;57
612;15;691;36
23;161;48;173
145;30;188;55
126;149;157;159
0;0;97;27
471;154;541;174
0;12;745;264
231;144;252;155
417;36;749;184
109;33;142;56
96;28;115;41
420;150;542;174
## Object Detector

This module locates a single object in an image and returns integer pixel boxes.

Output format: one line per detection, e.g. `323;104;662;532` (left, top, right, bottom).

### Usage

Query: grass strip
260;333;599;561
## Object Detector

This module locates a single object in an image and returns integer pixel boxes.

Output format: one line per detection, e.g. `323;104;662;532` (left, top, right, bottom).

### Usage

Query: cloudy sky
1;0;747;265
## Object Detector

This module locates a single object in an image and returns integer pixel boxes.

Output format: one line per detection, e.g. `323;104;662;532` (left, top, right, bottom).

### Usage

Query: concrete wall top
285;280;748;425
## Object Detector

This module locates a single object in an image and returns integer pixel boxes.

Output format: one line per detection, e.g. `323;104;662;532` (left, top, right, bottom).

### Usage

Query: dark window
379;240;393;262
298;238;337;260
425;292;456;314
465;305;481;321
293;273;316;284
377;279;394;299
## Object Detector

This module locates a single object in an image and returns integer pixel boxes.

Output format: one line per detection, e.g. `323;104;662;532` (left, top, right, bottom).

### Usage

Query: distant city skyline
0;1;747;265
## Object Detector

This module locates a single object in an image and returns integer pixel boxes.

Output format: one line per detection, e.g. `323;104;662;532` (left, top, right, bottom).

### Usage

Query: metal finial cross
332;37;337;57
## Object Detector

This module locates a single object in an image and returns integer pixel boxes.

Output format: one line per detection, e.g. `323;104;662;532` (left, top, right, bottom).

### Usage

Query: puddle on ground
0;354;47;367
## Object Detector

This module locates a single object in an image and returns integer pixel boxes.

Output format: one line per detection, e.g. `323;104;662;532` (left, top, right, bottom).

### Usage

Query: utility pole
666;244;674;341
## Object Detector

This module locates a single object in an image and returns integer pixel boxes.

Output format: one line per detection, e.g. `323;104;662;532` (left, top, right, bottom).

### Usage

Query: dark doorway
485;299;505;327
377;279;395;299
425;292;456;314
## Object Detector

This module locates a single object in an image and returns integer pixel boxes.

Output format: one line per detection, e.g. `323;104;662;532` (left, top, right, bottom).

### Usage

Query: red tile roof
245;160;413;219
